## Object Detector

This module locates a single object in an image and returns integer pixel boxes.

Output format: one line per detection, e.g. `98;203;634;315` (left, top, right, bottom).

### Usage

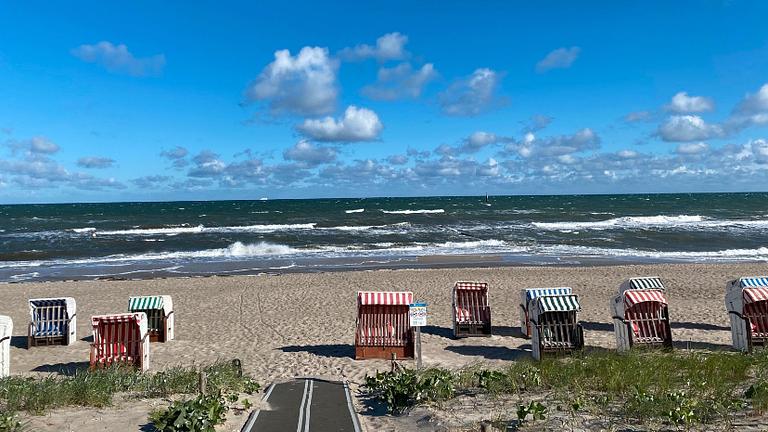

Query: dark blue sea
1;193;767;282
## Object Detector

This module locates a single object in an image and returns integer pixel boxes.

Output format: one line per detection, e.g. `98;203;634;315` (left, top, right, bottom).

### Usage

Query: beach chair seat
27;297;76;347
452;281;491;338
530;295;584;360
725;277;768;352
90;313;150;371
128;295;174;342
611;282;672;351
520;287;572;338
0;315;11;378
355;291;414;360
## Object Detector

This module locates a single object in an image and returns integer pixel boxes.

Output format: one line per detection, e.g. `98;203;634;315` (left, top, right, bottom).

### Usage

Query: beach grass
0;360;259;416
364;349;768;426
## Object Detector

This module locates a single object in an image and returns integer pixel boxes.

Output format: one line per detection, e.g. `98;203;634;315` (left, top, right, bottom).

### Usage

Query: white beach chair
611;277;672;351
519;287;572;338
128;295;174;342
28;297;76;347
725;276;768;352
0;315;11;378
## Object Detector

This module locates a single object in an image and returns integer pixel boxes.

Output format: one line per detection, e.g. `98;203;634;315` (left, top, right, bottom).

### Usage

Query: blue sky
1;1;768;203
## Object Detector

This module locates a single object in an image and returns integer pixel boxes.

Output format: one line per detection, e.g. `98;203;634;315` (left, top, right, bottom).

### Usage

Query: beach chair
27;297;76;347
519;287;572;338
725;276;768;352
611;277;672;351
529;294;584;361
355;291;414;360
90;313;150;371
452;281;492;338
0;315;11;378
128;295;174;342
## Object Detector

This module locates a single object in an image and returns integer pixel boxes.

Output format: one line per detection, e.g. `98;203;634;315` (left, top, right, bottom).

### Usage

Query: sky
1;1;768;203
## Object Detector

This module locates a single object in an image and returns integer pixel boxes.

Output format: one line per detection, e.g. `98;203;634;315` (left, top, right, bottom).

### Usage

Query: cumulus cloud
244;47;338;117
6;136;60;156
438;68;505;116
657;115;724;142
508;128;601;159
386;154;408;165
297;105;383;142
132;175;172;188
188;151;227;178
624;111;653;123
362;63;437;100
283;140;337;166
77;156;115;169
664;92;715;113
728;83;768;130
752;139;768;164
339;32;409;62
72;41;165;76
521;115;553;133
675;142;710;155
160;146;189;168
536;47;581;73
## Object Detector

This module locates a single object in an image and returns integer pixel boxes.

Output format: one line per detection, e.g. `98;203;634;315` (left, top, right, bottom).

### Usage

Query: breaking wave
532;215;768;231
381;209;445;214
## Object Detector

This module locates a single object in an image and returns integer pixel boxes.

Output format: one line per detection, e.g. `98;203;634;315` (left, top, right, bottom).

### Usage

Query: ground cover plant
362;349;768;428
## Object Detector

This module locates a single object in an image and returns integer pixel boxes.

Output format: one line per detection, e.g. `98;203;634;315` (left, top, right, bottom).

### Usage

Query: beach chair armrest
728;310;746;319
611;315;628;323
530;318;538;325
67;313;76;323
0;336;9;343
165;310;174;319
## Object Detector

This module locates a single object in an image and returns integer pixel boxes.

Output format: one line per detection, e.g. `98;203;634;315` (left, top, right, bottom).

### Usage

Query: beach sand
1;262;764;431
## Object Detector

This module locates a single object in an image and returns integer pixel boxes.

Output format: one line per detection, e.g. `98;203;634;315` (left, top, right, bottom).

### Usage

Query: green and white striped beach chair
529;294;584;361
128;295;174;343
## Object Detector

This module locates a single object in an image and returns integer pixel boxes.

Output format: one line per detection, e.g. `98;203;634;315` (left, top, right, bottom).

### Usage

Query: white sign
409;303;428;327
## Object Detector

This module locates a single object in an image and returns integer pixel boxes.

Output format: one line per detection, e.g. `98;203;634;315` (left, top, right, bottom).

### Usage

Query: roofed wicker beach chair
128;295;174;342
90;312;150;372
529;294;584;361
27;297;76;347
519;287;572;338
452;281;491;338
355;291;414;360
0;315;11;378
725;276;768;353
611;277;673;351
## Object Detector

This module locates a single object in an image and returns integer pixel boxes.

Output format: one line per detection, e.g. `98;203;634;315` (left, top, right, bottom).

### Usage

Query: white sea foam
382;209;445;214
345;208;365;213
95;223;317;236
71;227;97;233
533;215;768;231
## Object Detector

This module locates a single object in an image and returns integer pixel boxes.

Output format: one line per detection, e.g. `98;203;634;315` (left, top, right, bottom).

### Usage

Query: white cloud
160;146;189;168
72;41;165;76
657;115;724;142
297;105;383;142
77;156;115;169
617;150;638;159
283;140;337;166
362;63;437;100
536;47;581;73
728;83;768;130
189;151;227;177
438;68;505;116
624;111;653;123
339;32;409;62
244;47;338;116
675;142;710;155
752;139;768;164
664;92;715;113
509;128;600;158
386;154;408;165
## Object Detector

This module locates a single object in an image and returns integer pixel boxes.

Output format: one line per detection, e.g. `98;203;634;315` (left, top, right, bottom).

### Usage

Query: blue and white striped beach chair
27;297;76;347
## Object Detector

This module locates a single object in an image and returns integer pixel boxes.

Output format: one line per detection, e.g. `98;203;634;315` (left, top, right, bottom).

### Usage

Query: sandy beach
1;262;765;431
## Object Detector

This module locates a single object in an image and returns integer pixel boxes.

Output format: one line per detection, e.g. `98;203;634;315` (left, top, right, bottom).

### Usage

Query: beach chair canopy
524;287;572;303
744;287;768;304
0;315;11;378
129;295;171;314
739;277;768;289
629;277;665;290
624;289;667;308
357;291;413;306
128;295;174;341
531;294;581;316
455;281;488;291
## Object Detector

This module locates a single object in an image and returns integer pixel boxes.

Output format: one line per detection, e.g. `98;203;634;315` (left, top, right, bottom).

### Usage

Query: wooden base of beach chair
148;330;166;343
27;334;67;348
355;344;414;360
454;322;492;338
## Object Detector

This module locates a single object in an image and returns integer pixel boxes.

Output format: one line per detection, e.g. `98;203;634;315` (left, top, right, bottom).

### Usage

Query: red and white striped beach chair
90;313;150;371
452;281;491;337
611;277;672;351
529;294;584;361
0;315;11;378
354;291;414;360
27;297;76;347
128;295;174;342
726;276;768;352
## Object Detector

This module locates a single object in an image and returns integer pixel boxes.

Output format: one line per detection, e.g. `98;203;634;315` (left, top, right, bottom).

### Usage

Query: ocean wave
381;209;445;214
345;208;365;213
538;244;768;260
71;227;97;233
532;215;768;231
94;223;317;236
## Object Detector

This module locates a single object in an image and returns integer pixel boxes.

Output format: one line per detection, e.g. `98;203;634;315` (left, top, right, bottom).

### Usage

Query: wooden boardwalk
241;378;361;432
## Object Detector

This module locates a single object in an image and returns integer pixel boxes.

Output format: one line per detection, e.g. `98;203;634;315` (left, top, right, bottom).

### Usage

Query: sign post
409;302;427;369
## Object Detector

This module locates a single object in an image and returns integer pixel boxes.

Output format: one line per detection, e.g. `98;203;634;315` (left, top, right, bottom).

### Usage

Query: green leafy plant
745;381;768;414
148;392;227;432
362;367;456;414
0;412;24;432
517;401;547;422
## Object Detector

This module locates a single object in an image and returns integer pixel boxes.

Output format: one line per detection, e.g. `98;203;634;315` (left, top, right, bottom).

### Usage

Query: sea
1;193;767;283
